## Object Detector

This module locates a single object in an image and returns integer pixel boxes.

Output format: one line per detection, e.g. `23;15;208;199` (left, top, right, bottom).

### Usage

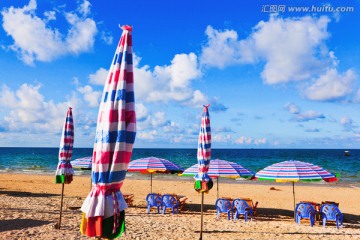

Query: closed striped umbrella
55;107;74;229
128;157;184;192
196;105;212;240
255;160;338;210
182;159;254;198
80;25;136;239
55;107;75;184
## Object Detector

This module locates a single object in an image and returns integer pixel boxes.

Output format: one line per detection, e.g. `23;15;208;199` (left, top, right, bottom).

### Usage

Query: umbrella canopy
182;159;254;198
71;156;92;170
255;160;338;211
80;25;136;239
182;159;254;179
55;107;74;184
255;160;337;183
128;157;184;192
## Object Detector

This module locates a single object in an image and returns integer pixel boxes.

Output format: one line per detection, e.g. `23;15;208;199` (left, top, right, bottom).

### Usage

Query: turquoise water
0;147;359;184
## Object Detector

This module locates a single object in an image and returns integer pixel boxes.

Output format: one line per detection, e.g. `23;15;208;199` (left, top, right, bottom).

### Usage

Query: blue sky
0;0;359;149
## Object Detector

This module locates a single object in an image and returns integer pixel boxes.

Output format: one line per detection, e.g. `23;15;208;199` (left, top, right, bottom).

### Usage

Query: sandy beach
0;173;359;239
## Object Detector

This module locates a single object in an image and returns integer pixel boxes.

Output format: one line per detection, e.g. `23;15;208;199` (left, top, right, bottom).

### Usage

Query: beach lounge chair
233;198;254;222
295;202;316;226
146;193;162;214
320;203;343;229
161;194;180;214
215;198;232;220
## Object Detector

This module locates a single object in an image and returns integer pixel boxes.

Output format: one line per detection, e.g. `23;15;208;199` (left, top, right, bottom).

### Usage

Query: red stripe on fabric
63;138;73;143
126;72;133;83
119;69;126;82
126;111;136;123
108;72;113;84
114;70;120;83
127;33;132;46
119;35;125;47
93;151;132;165
109;110;119;122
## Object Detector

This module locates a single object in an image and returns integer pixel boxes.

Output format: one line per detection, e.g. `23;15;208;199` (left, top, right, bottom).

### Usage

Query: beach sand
0;173;359;239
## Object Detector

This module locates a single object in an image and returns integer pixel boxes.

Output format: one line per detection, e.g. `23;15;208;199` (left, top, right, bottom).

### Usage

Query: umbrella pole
200;192;204;240
217;178;219;199
150;173;153;193
292;182;296;219
57;183;65;229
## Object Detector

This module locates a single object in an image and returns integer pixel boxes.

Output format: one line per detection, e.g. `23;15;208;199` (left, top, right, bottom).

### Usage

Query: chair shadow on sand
130;203;360;229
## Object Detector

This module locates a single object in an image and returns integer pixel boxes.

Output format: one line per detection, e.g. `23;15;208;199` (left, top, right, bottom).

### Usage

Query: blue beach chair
233;198;254;222
161;194;180;214
295;202;316;226
146;193;162;214
320;204;343;229
215;198;232;220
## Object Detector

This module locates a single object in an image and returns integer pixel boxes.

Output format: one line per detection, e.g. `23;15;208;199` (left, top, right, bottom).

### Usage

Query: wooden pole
150;173;153;193
216;178;219;199
293;182;296;219
57;183;65;229
200;192;204;240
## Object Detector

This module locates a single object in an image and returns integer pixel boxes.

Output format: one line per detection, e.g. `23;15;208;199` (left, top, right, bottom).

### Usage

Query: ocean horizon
0;147;359;184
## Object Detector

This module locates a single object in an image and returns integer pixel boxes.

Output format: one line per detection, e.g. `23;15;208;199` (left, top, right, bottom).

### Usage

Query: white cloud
135;103;149;121
0;84;72;133
1;0;97;65
235;136;253;144
340;116;354;131
78;0;91;17
284;102;300;114
89;67;108;85
133;53;208;107
284;103;325;122
304;68;356;101
76;85;101;107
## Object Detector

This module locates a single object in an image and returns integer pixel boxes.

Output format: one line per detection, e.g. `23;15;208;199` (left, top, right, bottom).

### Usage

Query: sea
0;148;359;185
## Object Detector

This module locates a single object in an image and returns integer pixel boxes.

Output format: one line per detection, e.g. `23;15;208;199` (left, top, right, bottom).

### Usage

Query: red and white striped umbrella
55;107;74;229
55;107;74;184
194;105;212;193
195;105;212;240
80;25;136;239
128;157;184;192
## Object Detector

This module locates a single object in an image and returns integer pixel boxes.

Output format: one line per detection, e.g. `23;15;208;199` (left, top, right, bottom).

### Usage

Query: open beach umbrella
127;157;184;193
71;156;92;170
55;107;74;229
195;105;213;240
255;160;338;211
182;159;254;198
80;25;136;239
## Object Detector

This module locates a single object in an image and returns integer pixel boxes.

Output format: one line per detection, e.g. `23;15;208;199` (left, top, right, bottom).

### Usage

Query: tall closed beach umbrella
195;105;213;240
55;107;74;229
80;25;136;239
128;157;184;193
182;159;254;198
255;160;338;210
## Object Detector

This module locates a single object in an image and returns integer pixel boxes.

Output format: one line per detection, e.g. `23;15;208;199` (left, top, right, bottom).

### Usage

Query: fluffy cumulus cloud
284;102;325;122
200;15;357;102
0;83;98;146
1;0;97;65
89;67;108;85
0;84;71;133
76;85;101;107
304;68;356;101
